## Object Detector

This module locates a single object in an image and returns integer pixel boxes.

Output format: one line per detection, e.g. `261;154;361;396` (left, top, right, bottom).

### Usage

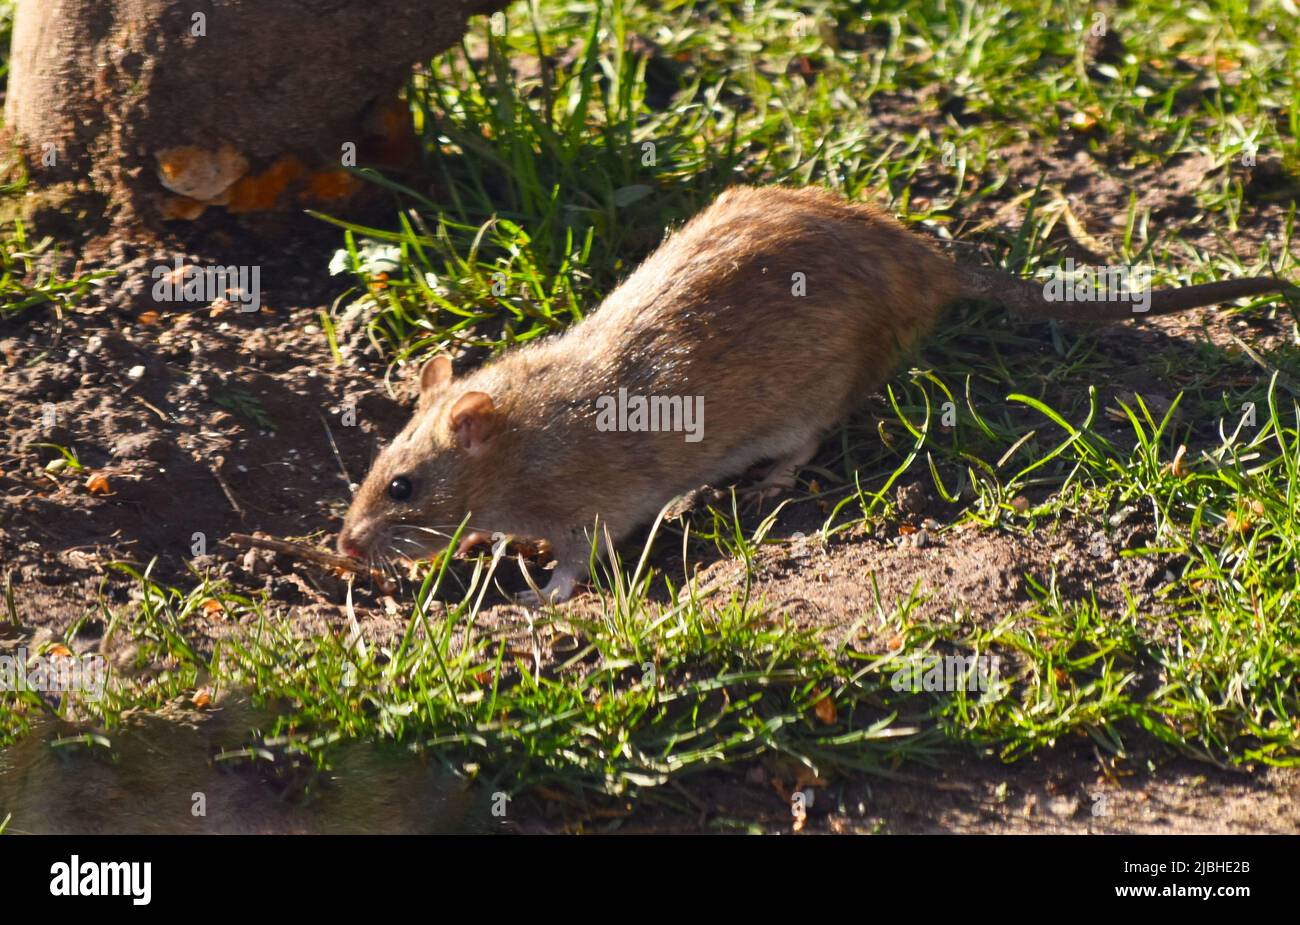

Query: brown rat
337;185;1297;602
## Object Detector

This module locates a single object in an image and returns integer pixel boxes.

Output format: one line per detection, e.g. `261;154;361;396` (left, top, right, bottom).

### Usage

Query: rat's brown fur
338;185;1296;601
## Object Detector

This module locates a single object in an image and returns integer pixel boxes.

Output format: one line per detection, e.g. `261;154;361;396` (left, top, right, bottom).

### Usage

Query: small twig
225;532;359;571
224;532;386;585
132;394;175;423
209;455;245;518
318;412;354;493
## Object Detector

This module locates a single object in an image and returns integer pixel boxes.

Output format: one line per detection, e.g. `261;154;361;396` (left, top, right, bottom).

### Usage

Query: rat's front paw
516;568;577;607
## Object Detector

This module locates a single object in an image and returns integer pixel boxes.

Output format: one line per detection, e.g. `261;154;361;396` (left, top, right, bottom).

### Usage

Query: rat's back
573;185;960;436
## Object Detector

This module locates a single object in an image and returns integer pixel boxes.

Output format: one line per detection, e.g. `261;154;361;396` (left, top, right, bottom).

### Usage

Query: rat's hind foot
740;435;822;505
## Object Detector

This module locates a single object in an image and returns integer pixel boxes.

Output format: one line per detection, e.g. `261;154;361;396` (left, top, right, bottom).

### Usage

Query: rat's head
337;356;502;565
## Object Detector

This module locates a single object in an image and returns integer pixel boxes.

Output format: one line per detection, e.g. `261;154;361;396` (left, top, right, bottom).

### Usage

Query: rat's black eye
387;476;414;501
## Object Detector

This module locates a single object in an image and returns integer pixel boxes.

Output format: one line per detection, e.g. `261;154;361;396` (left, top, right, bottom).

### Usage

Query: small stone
896;480;928;515
1108;506;1137;528
126;365;146;380
1087;533;1110;558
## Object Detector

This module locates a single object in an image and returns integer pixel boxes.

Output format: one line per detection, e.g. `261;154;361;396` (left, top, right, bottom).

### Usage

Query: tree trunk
4;0;505;227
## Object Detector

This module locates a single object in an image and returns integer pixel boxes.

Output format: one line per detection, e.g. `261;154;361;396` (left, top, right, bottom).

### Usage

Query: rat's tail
957;264;1299;323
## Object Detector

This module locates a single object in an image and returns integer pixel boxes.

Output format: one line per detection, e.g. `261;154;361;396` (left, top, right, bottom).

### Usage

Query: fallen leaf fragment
1165;444;1189;477
811;688;837;725
1068;109;1099;133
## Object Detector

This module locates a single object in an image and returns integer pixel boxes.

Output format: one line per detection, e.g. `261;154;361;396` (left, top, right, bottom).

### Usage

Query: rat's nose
337;529;365;560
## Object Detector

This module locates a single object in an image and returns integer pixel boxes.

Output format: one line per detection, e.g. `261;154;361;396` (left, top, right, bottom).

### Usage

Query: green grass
328;0;1299;361
4;0;1300;824
0;217;112;317
3;540;944;798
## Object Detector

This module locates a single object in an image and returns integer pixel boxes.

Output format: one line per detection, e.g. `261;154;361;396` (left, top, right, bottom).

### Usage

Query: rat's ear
449;391;497;454
419;355;454;396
